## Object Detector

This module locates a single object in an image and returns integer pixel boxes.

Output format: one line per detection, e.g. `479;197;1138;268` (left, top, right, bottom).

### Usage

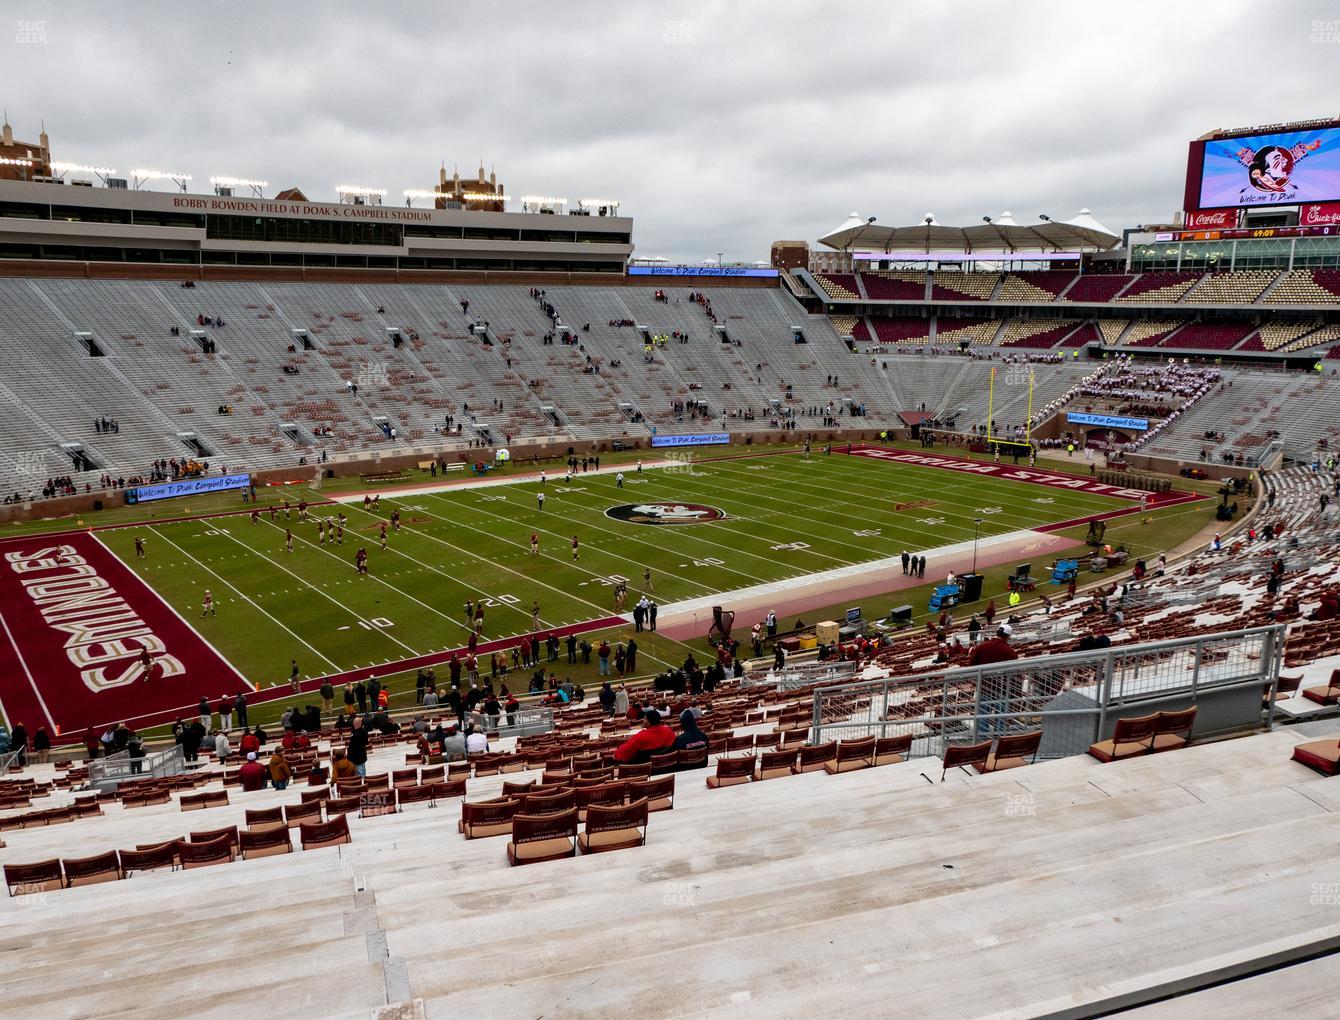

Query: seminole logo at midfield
605;502;726;525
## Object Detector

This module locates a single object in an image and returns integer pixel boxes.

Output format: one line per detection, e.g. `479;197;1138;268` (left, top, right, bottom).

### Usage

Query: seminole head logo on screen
605;502;725;525
1236;139;1323;194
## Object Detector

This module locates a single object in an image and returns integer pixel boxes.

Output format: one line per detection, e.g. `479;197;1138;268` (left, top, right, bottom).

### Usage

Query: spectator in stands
505;692;520;726
672;709;709;763
268;750;292;790
599;682;616;716
219;696;233;732
441;725;466;760
969;626;1018;666
1076;630;1112;651
465;725;489;755
8;722;27;766
127;732;146;774
330;749;357;782
182;720;205;765
239;751;267;791
613;684;629;717
214;729;232;764
239;728;261;758
234;692;249;730
32;726;50;765
1311;593;1340;622
347;717;369;777
614;710;676;765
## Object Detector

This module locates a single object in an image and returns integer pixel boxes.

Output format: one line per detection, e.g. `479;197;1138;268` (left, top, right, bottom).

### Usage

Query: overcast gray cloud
4;0;1337;261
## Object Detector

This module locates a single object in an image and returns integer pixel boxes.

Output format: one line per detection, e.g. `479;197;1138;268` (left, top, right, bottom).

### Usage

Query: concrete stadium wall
0;259;779;289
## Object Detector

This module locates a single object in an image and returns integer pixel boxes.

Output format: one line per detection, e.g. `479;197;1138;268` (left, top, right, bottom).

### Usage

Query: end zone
0;531;248;739
848;444;1208;508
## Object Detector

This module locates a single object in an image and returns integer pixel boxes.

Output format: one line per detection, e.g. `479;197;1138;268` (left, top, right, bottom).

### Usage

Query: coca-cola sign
1300;202;1340;227
1183;208;1238;229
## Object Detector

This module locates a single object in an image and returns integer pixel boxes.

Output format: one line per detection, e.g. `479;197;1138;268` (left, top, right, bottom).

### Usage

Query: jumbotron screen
1189;125;1340;209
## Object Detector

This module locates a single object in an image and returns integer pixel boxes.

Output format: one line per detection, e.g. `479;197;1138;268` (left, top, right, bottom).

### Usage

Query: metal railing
746;659;862;691
1254;439;1284;470
88;744;186;791
469;705;554;738
811;625;1284;761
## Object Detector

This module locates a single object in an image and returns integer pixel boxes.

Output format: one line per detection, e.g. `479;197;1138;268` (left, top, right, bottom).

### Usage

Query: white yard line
514;473;857;569
415;486;777;589
95;532;256;690
0;609;58;730
255;511;540;640
339;499;702;657
246;514;495;640
326;460;675;503
750;454;1113;533
627;460;1020;555
201;520;424;658
150;526;342;673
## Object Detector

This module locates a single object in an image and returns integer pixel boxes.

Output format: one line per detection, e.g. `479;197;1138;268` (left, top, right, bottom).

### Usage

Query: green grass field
95;449;1135;688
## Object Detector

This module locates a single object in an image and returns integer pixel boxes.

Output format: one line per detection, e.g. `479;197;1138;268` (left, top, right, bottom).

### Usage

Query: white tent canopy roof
819;209;1119;254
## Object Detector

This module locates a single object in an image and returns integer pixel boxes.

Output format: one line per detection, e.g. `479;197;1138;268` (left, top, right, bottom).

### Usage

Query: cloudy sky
5;1;1337;261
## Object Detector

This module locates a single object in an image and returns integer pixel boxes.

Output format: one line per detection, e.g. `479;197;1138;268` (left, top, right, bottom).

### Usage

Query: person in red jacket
1313;593;1340;621
239;730;261;757
238;751;268;791
613;710;676;765
968;625;1019;667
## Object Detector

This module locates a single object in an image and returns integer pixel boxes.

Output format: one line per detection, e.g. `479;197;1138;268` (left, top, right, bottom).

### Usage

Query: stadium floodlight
402;188;446;203
209;175;267;197
461;191;508;202
578;197;620;208
336;184;387;206
132;168;193;192
520;195;567;205
49;159;115;175
0;157;36;182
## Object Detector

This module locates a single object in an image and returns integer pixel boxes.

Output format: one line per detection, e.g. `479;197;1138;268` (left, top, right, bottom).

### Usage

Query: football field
107;448;1135;669
0;446;1191;735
